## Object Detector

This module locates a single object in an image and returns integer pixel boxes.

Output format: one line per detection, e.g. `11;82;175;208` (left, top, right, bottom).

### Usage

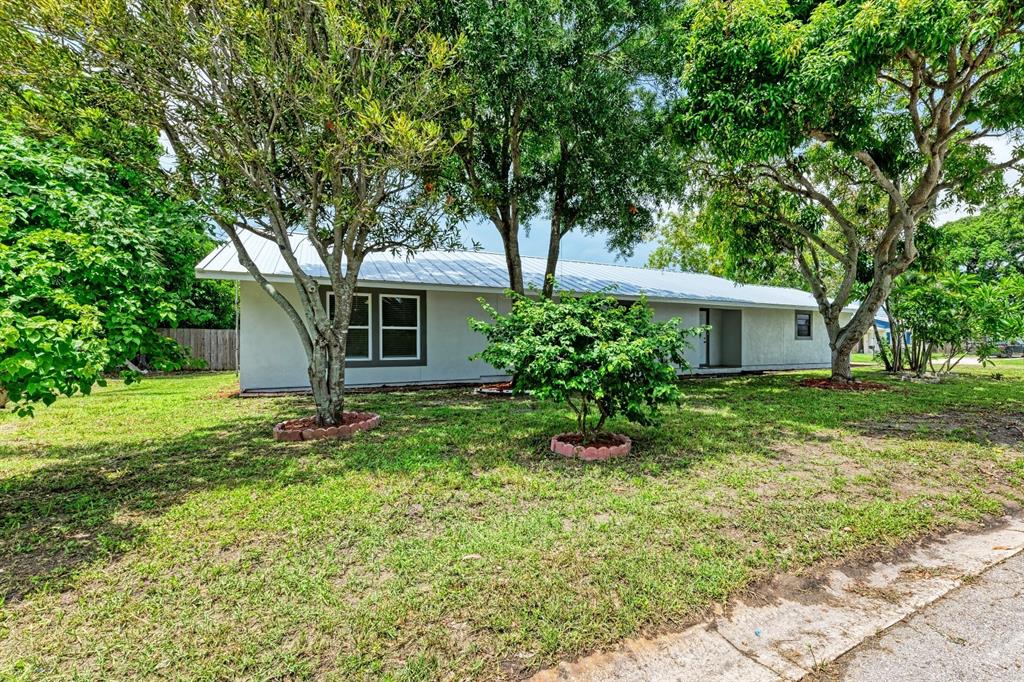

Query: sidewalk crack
711;623;795;679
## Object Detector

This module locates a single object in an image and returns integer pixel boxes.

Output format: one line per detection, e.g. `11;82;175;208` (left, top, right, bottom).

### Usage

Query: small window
795;311;813;339
381;295;420;359
327;292;371;360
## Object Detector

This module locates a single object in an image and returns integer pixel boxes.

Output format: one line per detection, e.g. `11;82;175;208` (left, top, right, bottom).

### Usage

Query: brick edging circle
273;411;380;442
549;433;632;461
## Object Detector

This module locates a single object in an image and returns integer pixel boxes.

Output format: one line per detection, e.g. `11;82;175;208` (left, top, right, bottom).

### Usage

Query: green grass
851;352;878;364
2;367;1023;680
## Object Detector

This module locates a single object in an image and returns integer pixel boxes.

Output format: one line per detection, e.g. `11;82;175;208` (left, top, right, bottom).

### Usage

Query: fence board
158;328;238;371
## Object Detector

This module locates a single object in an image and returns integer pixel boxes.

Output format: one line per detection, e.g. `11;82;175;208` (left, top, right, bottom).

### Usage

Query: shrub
471;290;700;442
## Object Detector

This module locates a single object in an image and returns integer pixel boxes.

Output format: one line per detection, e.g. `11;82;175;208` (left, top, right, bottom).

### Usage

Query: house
196;233;855;393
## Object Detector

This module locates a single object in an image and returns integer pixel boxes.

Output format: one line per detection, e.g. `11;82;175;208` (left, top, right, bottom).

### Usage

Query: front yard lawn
2;368;1023;679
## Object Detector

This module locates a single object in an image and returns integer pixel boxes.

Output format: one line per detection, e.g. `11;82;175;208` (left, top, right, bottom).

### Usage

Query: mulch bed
799;378;889;391
476;381;516;396
556;433;628;448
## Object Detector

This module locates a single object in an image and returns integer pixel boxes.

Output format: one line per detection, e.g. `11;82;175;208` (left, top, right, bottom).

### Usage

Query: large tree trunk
307;279;354;427
494;211;525;295
830;344;855;381
308;328;347;426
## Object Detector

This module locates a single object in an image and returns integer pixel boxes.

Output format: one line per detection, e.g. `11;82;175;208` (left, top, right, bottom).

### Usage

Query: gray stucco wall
238;281;841;390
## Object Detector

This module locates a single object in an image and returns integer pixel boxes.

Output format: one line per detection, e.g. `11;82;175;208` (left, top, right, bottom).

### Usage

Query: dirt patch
799;378;889;391
211;386;240;399
859;410;1024;448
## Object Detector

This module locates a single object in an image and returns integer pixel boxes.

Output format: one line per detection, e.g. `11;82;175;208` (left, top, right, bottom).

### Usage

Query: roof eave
197;268;858;313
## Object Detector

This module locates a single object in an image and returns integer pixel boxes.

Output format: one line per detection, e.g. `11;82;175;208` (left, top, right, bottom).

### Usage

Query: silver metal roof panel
197;231;848;311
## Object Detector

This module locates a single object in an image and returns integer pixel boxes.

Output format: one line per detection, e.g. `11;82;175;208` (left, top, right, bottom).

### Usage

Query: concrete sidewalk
531;514;1024;682
825;551;1024;681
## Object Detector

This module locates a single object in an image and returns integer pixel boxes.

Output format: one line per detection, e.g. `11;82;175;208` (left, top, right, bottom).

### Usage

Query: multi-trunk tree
59;0;467;426
446;0;678;297
676;0;1024;380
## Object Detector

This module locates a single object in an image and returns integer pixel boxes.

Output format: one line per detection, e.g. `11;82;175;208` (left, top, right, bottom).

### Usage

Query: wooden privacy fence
159;328;238;371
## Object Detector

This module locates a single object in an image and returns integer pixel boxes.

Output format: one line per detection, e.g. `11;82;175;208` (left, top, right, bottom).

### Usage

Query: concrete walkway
828;551;1024;681
531;514;1024;682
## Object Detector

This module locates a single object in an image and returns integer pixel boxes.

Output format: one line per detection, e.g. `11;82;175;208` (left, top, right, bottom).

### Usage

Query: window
795;311;812;339
327;292;371;360
381;295;420;359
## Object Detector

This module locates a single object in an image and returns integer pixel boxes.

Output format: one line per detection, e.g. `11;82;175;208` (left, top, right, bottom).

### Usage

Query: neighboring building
196;233;855;393
859;316;892;353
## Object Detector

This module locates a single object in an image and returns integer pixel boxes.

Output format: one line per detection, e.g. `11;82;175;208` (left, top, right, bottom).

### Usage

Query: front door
698;308;710;367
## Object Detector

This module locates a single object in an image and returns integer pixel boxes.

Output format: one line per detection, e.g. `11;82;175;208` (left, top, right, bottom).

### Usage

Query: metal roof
197;231;843;310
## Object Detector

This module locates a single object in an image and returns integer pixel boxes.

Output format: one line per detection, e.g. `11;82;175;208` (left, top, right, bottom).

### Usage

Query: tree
886;271;1024;375
647;210;811;289
941;198;1024;280
535;0;680;298
445;0;678;297
0;130;198;414
0;8;237;331
877;200;1024;374
675;0;1024;381
471;290;698;442
57;0;467;426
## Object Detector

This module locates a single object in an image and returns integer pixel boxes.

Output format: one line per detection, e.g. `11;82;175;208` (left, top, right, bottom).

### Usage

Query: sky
460;219;658;267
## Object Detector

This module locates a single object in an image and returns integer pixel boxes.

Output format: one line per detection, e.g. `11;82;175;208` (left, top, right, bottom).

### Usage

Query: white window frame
379;294;421;360
326;291;372;360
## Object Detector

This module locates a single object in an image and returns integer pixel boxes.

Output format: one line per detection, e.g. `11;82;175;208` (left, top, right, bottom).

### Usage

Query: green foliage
940;199;1024;281
60;0;470;425
648;210;810;288
0;9;237;333
674;0;1024;377
471;290;699;439
443;0;680;292
0;129;208;413
888;272;1024;375
0;3;164;191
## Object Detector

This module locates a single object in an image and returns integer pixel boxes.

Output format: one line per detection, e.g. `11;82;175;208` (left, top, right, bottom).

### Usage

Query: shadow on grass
1;369;1021;604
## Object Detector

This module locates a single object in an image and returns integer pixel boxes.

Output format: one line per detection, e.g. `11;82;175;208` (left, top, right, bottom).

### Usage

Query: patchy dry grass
1;366;1022;680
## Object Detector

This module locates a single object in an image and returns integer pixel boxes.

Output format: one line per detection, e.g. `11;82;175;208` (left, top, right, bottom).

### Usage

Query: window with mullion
327;292;371;360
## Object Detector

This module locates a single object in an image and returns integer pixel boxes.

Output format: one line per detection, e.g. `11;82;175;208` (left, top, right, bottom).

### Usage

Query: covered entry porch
697;308;742;368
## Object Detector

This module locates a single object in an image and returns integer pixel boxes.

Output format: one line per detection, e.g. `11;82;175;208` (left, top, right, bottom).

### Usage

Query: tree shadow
1;413;315;603
3;370;1020;604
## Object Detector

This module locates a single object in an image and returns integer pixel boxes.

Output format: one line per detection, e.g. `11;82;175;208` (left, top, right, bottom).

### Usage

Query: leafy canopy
0;130;207;413
471;290;698;440
673;0;1024;377
65;0;469;425
939;198;1024;281
0;7;236;331
442;0;679;294
888;271;1024;374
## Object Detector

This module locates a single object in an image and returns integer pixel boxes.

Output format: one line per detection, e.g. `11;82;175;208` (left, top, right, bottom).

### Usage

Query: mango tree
676;0;1024;380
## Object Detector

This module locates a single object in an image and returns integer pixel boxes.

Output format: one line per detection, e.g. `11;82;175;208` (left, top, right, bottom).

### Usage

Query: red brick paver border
549;433;631;461
273;412;380;442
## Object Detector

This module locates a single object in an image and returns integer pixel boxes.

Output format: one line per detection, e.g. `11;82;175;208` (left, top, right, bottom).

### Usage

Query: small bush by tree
471;290;699;442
